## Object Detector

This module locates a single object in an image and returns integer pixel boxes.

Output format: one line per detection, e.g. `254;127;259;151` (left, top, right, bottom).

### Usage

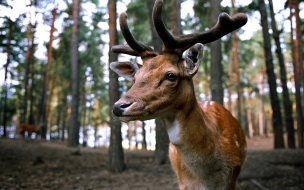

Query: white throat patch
166;120;182;145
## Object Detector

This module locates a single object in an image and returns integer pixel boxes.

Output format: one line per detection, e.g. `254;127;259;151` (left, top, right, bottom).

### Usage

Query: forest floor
0;136;304;190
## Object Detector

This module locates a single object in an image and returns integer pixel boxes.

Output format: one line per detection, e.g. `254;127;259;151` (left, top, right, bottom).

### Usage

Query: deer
18;123;42;138
109;0;247;189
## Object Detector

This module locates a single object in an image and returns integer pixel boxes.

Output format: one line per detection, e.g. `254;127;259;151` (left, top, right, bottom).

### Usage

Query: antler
111;12;158;58
153;0;248;55
112;0;248;58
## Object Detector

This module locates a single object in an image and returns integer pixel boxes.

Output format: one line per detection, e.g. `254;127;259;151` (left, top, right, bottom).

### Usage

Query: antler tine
111;12;157;57
153;0;248;55
152;0;178;52
112;45;140;56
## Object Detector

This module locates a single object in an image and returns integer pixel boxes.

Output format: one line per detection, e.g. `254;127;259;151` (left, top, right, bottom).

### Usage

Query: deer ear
110;61;140;81
184;43;204;77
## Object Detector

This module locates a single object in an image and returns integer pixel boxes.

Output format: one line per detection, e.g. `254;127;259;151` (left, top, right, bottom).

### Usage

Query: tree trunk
56;89;62;140
93;98;99;147
258;73;267;136
81;86;87;146
22;21;32;125
39;7;57;139
227;49;233;113
128;122;133;149
108;0;126;173
268;0;295;148
142;121;147;150
210;0;223;105
68;1;80;147
231;0;243;125
147;0;170;165
171;0;182;36
47;35;63;124
247;85;253;138
153;118;169;164
1;86;8;138
258;0;284;149
61;87;68;141
289;0;304;148
1;18;14;137
28;21;37;125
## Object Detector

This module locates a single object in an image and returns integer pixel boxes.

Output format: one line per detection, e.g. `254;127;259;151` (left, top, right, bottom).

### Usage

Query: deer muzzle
112;102;132;116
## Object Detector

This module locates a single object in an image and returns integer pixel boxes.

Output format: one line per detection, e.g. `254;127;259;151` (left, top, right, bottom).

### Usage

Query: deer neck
162;93;218;154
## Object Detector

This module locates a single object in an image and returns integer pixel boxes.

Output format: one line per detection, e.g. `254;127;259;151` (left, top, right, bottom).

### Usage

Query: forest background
0;0;304;172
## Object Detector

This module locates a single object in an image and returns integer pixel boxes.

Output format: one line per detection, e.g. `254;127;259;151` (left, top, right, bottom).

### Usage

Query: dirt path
0;138;303;190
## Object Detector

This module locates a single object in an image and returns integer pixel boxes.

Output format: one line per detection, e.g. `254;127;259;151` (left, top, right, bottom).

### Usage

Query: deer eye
165;73;178;81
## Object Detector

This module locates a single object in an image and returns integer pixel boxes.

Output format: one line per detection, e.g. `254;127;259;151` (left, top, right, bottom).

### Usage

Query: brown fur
18;123;41;137
112;52;246;189
110;1;247;188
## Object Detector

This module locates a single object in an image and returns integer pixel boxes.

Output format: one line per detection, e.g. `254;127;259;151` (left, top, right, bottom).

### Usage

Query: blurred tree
68;0;80;147
193;0;212;100
1;17;14;137
268;0;295;148
39;6;57;139
289;0;303;148
258;0;284;148
0;2;26;137
210;0;223;104
171;0;182;36
108;0;126;172
230;0;243;126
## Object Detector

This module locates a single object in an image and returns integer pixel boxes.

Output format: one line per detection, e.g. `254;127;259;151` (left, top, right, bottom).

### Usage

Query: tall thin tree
231;0;243;125
171;0;182;36
108;0;126;172
38;6;57;139
258;0;284;148
210;0;223;105
268;0;295;148
22;7;34;126
68;0;80;147
289;0;303;148
1;17;14;137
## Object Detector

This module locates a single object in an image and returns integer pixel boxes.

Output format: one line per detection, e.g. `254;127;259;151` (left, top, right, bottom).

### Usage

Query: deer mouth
112;102;152;121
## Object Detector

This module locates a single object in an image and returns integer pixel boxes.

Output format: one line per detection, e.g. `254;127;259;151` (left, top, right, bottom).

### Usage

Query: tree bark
108;0;126;173
258;73;267;136
142;121;147;150
289;0;304;148
153;118;170;164
231;0;243;125
171;0;182;36
61;89;68;141
227;49;233;113
147;0;170;165
28;21;37;125
268;0;295;148
47;35;63;125
210;0;223;105
247;85;253;138
93;98;99;147
38;7;57;139
22;21;32;125
68;1;80;147
1;18;14;137
258;0;284;148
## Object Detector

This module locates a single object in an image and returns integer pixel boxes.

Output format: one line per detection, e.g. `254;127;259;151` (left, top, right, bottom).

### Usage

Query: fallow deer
18;123;41;138
110;0;247;189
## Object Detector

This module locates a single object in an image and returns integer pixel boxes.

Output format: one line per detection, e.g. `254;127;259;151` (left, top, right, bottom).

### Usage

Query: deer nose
113;103;132;116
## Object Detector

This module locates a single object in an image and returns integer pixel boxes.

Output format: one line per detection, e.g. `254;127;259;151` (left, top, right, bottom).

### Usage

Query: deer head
110;0;247;122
